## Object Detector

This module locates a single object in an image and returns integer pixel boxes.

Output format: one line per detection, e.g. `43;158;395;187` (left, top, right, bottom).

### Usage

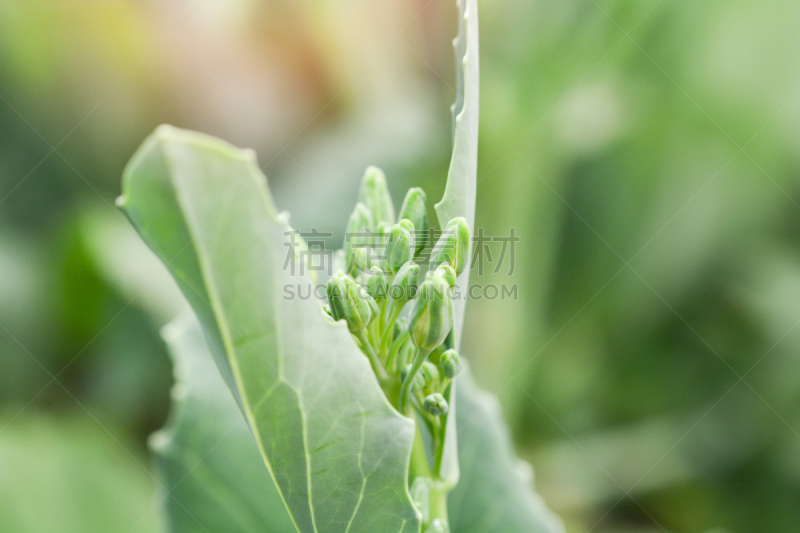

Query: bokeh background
2;0;800;532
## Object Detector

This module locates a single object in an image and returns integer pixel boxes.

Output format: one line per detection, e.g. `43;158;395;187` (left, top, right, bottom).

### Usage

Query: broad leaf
119;127;420;533
448;366;564;533
150;313;296;533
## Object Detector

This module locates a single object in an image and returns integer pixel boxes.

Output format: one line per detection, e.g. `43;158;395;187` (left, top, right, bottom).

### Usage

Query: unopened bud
358;166;395;226
398;188;428;255
433;263;457;289
326;271;372;333
389;261;420;305
420;361;440;387
386;224;413;272
439;349;462;379
429;217;470;276
408;276;453;351
423;393;449;416
426;519;448;533
344;203;374;274
348;246;372;276
366;266;389;300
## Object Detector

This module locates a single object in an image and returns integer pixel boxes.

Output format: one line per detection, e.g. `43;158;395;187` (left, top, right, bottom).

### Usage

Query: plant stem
428;481;449;527
355;330;389;382
385;331;409;373
381;303;403;352
398;347;430;412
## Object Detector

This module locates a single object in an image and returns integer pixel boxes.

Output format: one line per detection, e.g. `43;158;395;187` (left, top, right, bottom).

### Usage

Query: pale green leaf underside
449;365;565;533
436;0;479;344
120;126;419;533
150;313;296;533
432;0;480;491
435;5;561;525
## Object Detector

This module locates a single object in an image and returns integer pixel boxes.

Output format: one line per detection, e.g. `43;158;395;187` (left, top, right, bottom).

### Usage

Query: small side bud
426;519;448;533
344;203;374;274
398;187;429;255
433;263;457;289
420;361;440;387
423;393;449;416
349;247;372;276
322;305;333;318
408;276;454;351
389;261;420;305
386;224;413;272
366;266;388;300
439;349;462;379
358;166;395;226
429;216;470;276
326;271;372;333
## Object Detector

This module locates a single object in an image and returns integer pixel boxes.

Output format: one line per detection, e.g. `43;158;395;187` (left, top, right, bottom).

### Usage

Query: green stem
428;481;449;527
355;330;389;382
398;347;430;412
385;331;409;373
381;303;403;352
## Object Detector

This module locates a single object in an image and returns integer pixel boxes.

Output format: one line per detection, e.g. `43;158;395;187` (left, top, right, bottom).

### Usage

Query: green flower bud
423;393;449;416
398;187;428;255
326;271;372;333
358;166;395;226
420;361;440;387
439;349;462;379
398;218;416;255
426;519;448;533
433;263;457;289
344;203;374;274
351;247;374;276
389;261;420;305
366;266;389;300
322;304;333;318
429;216;470;276
408;276;453;351
386;224;413;272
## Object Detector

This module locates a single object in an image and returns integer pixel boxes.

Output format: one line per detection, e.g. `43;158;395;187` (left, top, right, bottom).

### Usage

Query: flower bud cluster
323;167;470;422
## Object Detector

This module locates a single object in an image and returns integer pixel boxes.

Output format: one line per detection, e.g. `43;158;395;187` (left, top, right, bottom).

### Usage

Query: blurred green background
2;0;799;531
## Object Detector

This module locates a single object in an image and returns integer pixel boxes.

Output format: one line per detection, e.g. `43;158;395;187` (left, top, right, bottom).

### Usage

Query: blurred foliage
2;0;800;532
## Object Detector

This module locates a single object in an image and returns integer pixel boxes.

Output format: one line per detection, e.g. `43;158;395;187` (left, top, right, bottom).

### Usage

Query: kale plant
119;1;562;531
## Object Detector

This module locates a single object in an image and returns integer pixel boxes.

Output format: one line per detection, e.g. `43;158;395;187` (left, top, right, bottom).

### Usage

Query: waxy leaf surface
151;313;296;533
120;127;420;533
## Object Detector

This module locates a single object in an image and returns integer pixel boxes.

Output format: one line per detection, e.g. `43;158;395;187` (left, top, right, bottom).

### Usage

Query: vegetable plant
119;1;563;531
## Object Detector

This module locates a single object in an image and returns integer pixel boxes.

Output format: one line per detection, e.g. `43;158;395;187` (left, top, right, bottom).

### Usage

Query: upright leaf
434;2;561;530
436;0;480;334
119;126;420;533
431;0;481;492
448;366;564;533
151;313;296;533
